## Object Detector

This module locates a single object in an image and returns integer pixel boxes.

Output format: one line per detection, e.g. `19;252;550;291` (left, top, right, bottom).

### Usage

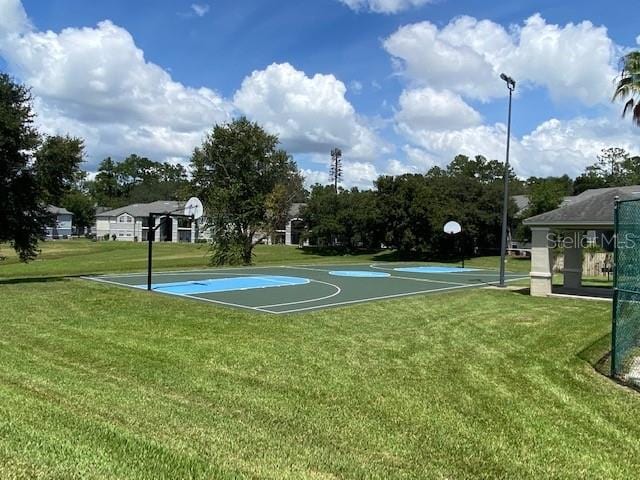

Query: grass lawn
0;239;531;279
1;274;638;478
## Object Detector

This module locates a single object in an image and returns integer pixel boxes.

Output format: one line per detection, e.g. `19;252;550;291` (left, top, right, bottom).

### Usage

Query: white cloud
190;3;210;17
0;0;232;168
233;62;382;159
303;161;381;189
395;115;640;179
0;0;30;40
384;14;617;105
396;87;482;132
636;35;640;46
338;0;432;14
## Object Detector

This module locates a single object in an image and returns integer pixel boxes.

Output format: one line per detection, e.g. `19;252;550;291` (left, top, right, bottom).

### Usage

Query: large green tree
0;74;49;261
190;117;303;265
302;186;381;250
613;51;640;126
375;157;516;259
61;189;95;235
34;135;85;205
88;155;190;207
573;147;640;193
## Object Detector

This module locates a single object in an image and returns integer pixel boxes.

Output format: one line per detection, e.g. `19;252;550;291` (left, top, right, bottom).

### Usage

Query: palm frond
623;98;636;117
614;50;640;126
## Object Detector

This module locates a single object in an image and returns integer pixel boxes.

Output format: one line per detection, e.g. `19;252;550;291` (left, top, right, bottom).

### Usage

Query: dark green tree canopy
0;73;49;261
88;154;190;207
190;117;303;265
35;134;85;205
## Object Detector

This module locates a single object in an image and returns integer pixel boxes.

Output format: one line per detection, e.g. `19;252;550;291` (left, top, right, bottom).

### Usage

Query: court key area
83;264;528;314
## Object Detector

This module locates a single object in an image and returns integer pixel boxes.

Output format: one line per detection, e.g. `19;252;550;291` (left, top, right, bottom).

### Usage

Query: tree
524;176;572;217
573;147;640;193
34;135;85;205
61;189;95;235
330;148;343;192
190;117;303;265
89;157;121;206
302;185;343;247
88;155;191;207
0;74;49;261
374;156;517;259
613;51;640;126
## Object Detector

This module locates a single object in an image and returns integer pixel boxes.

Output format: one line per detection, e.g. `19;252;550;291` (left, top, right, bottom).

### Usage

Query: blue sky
1;0;640;187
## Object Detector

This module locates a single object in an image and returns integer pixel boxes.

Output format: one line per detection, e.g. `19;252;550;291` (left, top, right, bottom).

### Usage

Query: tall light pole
499;73;516;287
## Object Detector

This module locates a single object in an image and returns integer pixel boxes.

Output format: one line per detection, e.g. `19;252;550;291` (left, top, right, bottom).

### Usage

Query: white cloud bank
385;13;640;181
338;0;432;14
0;0;232;167
233;62;382;160
384;14;617;105
0;0;382;174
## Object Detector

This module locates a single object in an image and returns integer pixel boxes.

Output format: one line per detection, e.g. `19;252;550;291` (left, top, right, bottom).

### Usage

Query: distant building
95;200;197;242
94;200;308;245
268;203;306;246
46;205;73;239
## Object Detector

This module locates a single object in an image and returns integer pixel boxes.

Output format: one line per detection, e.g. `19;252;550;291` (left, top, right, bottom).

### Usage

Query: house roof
289;202;305;218
524;185;640;228
512;195;529;212
96;200;184;218
47;205;73;216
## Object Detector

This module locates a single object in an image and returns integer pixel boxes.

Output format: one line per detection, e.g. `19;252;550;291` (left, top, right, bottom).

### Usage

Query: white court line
369;263;487;272
283;265;336;273
131;278;311;295
388;275;469;287
255;279;342;308
270;276;529;314
176;293;274;314
82;273;529;315
96;265;280;278
369;263;526;277
82;275;272;313
276;263;480;285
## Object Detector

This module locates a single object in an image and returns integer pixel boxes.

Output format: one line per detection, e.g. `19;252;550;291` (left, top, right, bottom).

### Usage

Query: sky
1;0;639;188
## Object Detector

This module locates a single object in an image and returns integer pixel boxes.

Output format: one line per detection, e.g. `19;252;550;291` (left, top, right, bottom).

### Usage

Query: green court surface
84;263;528;314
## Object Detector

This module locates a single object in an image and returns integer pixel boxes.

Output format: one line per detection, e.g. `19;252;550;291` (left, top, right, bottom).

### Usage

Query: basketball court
83;263;528;314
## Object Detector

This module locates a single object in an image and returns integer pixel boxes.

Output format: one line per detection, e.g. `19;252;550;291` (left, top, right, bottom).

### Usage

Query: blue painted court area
85;263;529;314
394;266;481;274
143;275;309;295
329;270;390;278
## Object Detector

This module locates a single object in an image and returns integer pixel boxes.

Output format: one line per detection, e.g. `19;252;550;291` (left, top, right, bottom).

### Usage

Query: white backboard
184;197;204;220
443;220;462;235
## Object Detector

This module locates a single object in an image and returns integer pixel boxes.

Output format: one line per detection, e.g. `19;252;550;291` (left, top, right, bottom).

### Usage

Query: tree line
2;46;640;264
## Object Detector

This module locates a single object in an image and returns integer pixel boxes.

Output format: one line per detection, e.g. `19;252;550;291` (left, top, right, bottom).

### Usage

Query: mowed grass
0;240;382;279
0;239;531;279
0;277;638;479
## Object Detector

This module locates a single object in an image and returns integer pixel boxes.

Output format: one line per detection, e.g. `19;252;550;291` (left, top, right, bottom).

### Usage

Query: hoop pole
147;213;153;291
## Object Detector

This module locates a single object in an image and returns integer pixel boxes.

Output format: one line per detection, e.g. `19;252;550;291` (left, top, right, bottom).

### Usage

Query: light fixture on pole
498;73;515;287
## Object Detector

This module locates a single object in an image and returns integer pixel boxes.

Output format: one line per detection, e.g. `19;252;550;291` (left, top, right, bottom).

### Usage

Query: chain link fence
612;198;640;378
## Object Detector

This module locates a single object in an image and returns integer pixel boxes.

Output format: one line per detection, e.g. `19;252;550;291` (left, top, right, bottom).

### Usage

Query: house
267;203;306;246
46;205;73;239
95;200;198;242
95;200;308;245
522;185;632;297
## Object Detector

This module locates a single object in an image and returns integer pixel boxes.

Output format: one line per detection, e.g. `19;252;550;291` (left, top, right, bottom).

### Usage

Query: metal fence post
611;197;620;377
